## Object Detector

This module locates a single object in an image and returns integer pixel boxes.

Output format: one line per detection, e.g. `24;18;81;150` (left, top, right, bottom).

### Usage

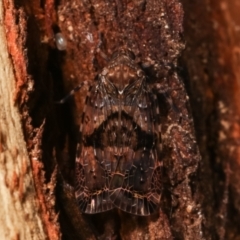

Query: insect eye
55;33;67;51
111;50;119;59
137;70;143;77
126;50;135;60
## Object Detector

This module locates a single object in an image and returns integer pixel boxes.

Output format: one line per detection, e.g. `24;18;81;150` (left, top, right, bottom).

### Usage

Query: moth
73;49;162;216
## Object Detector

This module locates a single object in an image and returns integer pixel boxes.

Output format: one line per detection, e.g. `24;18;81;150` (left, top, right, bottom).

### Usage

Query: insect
72;48;163;216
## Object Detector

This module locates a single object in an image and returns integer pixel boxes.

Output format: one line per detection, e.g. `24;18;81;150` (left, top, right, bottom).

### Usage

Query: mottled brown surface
54;0;202;239
2;0;240;239
181;1;240;240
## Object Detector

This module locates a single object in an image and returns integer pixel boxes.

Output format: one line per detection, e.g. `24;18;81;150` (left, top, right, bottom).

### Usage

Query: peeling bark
1;0;60;239
0;1;46;239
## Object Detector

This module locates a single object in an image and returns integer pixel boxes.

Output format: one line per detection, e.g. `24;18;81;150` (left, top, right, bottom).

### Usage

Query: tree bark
181;0;240;239
0;1;46;239
0;0;60;239
1;0;240;239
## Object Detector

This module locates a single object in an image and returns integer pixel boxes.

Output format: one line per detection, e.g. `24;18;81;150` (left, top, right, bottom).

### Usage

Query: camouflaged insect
74;49;162;216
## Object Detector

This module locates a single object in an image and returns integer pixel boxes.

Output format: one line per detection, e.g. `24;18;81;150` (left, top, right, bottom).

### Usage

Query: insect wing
107;87;162;216
75;84;113;214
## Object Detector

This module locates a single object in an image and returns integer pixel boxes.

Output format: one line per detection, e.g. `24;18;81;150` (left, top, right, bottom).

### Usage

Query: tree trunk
181;1;240;239
0;0;239;239
0;0;59;239
0;1;48;239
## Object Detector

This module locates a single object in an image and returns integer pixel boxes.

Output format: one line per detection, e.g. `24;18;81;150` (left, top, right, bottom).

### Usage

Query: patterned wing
75;84;113;214
107;86;163;216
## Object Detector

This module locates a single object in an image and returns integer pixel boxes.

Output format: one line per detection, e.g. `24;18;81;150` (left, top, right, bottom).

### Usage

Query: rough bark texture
181;1;240;239
1;0;60;239
54;0;201;239
0;1;46;239
1;0;240;239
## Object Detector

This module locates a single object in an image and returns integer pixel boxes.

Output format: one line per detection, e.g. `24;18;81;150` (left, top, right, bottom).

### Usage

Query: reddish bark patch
3;0;29;104
3;0;60;239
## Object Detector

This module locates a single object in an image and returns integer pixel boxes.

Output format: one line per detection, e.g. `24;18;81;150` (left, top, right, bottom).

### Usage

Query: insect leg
152;82;183;117
55;80;91;104
95;33;109;62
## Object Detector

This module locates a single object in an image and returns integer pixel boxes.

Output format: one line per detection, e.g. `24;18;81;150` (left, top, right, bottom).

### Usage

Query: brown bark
181;0;240;239
0;1;46;239
1;0;60;239
54;0;201;239
1;0;240;239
